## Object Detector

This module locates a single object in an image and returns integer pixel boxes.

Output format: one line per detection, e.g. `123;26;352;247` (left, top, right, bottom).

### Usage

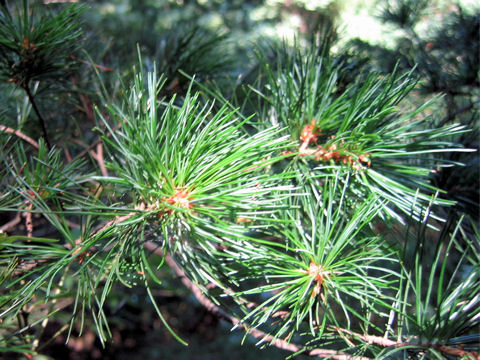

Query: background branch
0;125;39;149
23;86;52;150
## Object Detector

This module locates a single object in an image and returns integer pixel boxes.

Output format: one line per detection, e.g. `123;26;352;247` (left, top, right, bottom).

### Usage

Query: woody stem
24;84;52;150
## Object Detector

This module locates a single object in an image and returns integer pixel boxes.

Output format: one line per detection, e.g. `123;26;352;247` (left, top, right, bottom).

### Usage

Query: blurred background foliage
0;0;478;358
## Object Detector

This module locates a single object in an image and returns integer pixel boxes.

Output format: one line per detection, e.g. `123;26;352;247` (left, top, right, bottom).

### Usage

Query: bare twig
0;125;39;149
70;55;115;72
95;142;108;177
0;213;22;232
25;210;33;238
330;326;480;359
63;145;73;162
67;120;121;162
435;345;479;359
44;0;78;3
64;137;108;176
24;85;51;150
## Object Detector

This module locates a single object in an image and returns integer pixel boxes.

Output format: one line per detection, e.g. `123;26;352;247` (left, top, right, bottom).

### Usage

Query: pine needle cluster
0;1;478;359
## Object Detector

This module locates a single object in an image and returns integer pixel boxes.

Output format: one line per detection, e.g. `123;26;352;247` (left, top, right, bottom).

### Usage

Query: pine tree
0;1;478;359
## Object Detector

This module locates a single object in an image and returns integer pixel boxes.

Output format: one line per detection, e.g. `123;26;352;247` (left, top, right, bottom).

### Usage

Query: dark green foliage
380;0;430;29
0;0;85;89
347;2;480;220
0;0;86;149
154;26;233;88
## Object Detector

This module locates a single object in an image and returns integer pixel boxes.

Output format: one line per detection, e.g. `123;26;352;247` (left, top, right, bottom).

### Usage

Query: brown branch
25;210;33;238
95;142;108;177
66;119;122;162
435;345;479;359
0;125;39;149
330;326;480;359
44;0;78;3
329;326;397;347
63;145;73;162
1;213;22;232
143;241;370;360
71;138;101;160
70;77;95;123
64;137;108;176
70;55;115;72
65;136;93;150
12;259;51;277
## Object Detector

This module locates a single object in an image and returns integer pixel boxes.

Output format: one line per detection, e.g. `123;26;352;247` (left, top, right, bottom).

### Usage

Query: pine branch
143;240;371;360
144;237;479;360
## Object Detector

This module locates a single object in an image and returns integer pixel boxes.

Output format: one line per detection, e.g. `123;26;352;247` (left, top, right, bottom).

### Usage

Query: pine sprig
0;0;85;88
222;174;399;342
376;214;480;359
98;66;295;246
251;42;471;222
